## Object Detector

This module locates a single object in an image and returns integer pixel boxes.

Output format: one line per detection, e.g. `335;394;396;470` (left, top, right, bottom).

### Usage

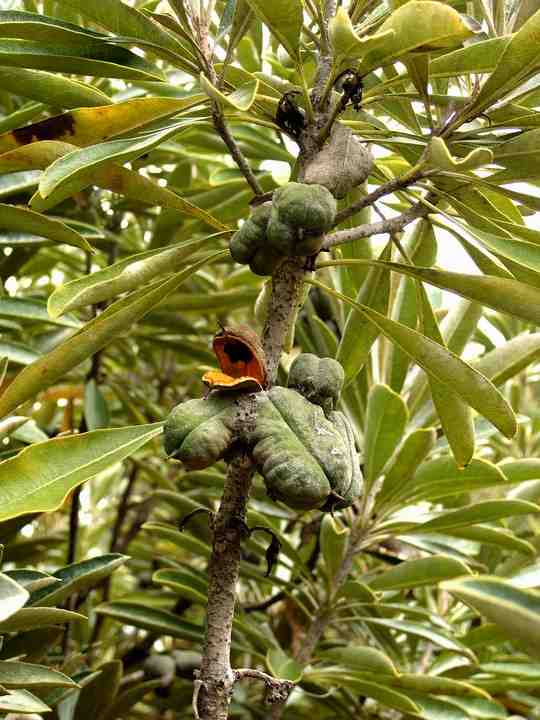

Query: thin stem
66;485;81;566
197;12;263;196
212;108;264;195
324;198;432;249
298;63;316;125
335;165;428;225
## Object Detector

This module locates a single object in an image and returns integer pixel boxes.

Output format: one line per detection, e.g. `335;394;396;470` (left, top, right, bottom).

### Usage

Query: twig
211;109;264;195
233;669;295;705
324;196;433;249
66;485;82;567
335;166;429;225
196;8;263;196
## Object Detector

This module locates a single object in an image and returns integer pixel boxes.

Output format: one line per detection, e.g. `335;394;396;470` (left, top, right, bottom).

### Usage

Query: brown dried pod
212;325;268;389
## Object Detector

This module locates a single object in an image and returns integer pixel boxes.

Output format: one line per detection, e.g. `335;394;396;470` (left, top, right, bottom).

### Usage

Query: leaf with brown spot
0;95;206;154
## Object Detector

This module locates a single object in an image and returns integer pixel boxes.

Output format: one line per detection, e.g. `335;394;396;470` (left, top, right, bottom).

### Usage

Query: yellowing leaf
200;75;259;111
427;137;493;171
360;1;478;72
244;0;303;60
465;7;540;119
0;95;205;154
329;8;395;62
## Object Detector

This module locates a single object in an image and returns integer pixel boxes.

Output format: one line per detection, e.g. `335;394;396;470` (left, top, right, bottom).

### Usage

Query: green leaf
0;9;117;44
0;203;92;252
473;332;540;386
358;617;474;658
29;554;128;607
465;7;540;119
317;674;421;714
492;128;540;182
0;341;40;366
0;607;85;632
376;428;436;508
369;555;472;592
336;242;392;384
0;660;76;688
152;569;207;605
0;689;51;714
0;39;164;82
267;648;303;681
442;576;540;659
364;384;408;490
142;521;211;560
319;646;398;676
390;674;490;699
55;0;188;60
4;569;59;593
48;236;219;317
320;515;349;588
311;279;516;439
101;680;162;720
399;456;507;504
83;379;109;431
0;66;111;108
95;602;203;642
200;75;259;111
0;573;29;623
35;119;194;205
0;251;224;417
0;296;80;328
410;499;540;533
244;0;303;60
12;138;228;226
321;258;540;338
429;37;510;78
395;691;469;720
73;660;122;720
446;525;535;557
0;423;162;521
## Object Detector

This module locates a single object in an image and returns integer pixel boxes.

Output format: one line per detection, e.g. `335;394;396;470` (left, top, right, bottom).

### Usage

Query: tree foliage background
1;0;540;718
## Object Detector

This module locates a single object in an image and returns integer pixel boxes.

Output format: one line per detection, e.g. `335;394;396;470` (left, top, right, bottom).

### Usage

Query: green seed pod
250;387;361;511
163;395;236;470
288;353;345;411
229;203;271;263
230;203;283;276
328;409;363;508
249;247;283;276
267;182;337;256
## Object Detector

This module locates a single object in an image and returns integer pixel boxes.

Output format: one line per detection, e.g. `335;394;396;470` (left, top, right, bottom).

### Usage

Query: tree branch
233;669;295;705
197;258;309;719
197;449;256;720
211;108;264;196
262;258;307;383
335;166;429;225
324;199;432;249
